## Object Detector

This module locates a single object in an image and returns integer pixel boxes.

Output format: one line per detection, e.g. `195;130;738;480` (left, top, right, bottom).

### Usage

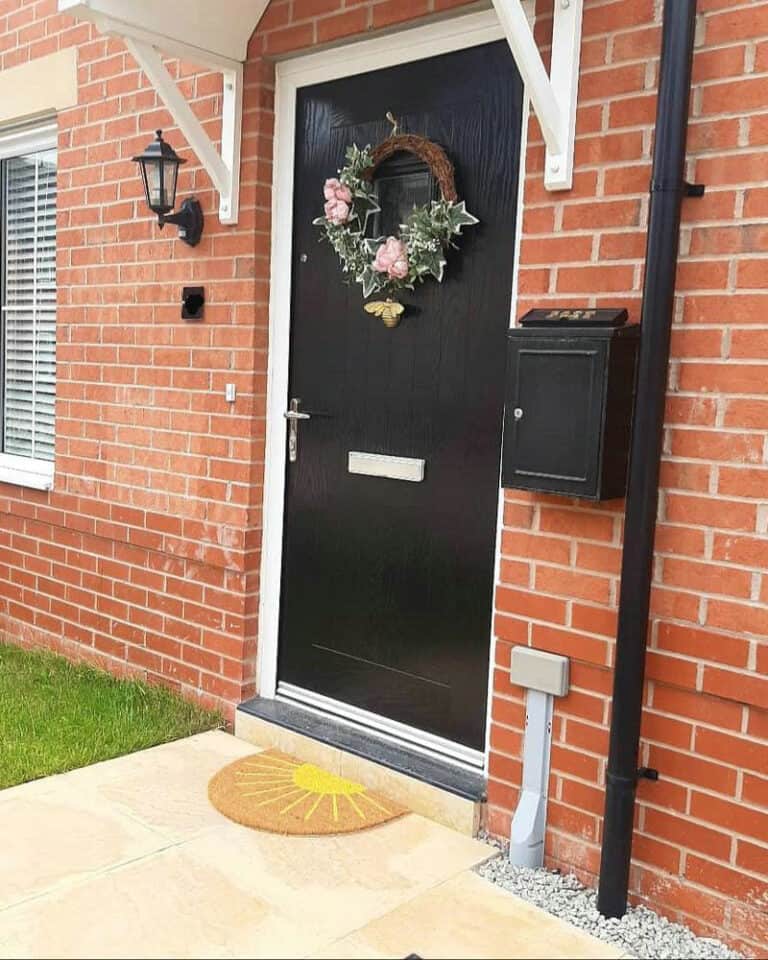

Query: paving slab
0;784;167;910
308;870;624;960
0;844;325;960
52;730;255;842
0;731;621;960
184;813;492;940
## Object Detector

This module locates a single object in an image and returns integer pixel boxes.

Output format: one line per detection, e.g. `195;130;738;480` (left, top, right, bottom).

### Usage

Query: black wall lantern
132;130;203;247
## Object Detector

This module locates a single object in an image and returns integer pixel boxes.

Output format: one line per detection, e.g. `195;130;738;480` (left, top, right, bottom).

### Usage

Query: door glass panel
369;151;437;237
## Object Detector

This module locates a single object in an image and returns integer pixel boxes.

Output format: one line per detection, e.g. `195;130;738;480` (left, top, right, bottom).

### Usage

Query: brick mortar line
1;611;246;663
0;523;255;574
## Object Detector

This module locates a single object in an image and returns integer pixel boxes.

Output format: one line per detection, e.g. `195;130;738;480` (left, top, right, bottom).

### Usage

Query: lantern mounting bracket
160;197;204;247
58;0;271;225
491;0;584;191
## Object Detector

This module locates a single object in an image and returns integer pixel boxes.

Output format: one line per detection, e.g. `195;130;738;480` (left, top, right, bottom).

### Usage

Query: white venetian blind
2;148;57;462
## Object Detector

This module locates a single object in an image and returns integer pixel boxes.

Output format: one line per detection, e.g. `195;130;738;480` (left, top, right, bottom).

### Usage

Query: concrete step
235;699;485;836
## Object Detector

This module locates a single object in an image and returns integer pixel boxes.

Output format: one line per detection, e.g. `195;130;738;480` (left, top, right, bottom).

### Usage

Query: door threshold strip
277;682;485;773
238;695;486;802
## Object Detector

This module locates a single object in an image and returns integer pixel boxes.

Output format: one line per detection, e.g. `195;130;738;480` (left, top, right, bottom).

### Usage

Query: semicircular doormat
208;749;408;836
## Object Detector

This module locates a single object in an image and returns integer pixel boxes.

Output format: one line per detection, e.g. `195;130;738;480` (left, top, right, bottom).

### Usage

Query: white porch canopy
59;0;583;225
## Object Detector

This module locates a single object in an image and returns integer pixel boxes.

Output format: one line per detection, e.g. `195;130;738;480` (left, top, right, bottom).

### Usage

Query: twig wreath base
313;139;478;325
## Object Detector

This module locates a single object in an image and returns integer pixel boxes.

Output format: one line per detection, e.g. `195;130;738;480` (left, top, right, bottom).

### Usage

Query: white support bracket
124;38;242;225
58;0;261;224
492;0;584;191
61;0;581;210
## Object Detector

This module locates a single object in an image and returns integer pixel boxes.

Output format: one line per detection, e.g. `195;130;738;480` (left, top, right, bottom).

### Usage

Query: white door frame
257;7;530;769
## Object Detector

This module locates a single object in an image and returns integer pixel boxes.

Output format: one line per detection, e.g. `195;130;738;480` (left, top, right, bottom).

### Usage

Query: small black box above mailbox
502;310;640;501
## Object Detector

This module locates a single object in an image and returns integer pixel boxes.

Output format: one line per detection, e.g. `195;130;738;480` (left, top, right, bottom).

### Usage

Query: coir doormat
209;749;408;836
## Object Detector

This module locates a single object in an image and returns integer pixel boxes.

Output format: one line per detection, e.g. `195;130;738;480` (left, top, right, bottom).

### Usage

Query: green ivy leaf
360;267;382;299
447;201;480;234
423;252;446;282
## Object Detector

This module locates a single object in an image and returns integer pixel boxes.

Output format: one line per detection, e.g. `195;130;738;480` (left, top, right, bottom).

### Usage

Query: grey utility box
510;646;569;697
502;309;640;501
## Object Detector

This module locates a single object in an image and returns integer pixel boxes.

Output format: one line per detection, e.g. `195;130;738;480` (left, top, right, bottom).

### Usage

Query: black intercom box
502;310;640;501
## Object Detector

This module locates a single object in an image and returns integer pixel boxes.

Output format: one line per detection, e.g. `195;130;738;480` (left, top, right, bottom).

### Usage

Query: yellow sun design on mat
234;753;392;823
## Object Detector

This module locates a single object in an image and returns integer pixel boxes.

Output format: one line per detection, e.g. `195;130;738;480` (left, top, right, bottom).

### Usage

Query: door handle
284;398;311;463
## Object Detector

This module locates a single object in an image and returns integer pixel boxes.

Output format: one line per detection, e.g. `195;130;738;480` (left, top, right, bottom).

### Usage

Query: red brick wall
0;0;268;713
0;0;765;953
486;1;768;955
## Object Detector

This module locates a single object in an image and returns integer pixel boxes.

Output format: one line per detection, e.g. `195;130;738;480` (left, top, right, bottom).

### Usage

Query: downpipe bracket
637;767;659;782
648;180;706;196
605;767;659;789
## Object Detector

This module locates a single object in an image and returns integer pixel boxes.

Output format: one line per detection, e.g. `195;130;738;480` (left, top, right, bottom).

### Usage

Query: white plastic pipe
509;688;553;867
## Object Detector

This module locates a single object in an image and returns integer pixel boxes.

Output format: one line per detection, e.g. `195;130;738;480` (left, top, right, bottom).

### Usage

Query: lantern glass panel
163;160;179;213
132;132;186;218
137;162;151;209
146;158;163;210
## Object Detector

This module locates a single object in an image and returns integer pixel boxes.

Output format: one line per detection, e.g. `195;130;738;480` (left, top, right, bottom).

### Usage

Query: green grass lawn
0;642;222;789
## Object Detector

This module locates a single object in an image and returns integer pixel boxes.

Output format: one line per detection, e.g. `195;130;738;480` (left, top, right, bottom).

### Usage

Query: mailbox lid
519;307;629;329
503;335;608;498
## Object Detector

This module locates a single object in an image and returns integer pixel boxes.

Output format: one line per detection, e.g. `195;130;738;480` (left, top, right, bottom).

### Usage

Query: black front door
278;42;523;752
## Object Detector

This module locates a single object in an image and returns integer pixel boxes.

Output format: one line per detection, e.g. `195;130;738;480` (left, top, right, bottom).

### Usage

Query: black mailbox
502;310;640;501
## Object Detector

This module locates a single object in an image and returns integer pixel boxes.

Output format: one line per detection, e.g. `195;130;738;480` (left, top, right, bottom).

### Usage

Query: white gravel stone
476;856;745;960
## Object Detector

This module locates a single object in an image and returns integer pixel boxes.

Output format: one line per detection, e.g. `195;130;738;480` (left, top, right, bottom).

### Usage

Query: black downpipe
597;0;698;918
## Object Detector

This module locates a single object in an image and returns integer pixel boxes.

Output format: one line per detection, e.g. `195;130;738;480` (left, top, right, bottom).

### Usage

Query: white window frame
0;119;58;492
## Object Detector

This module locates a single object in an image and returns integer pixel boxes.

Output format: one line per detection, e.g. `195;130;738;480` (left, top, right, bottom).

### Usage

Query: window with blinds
1;144;57;464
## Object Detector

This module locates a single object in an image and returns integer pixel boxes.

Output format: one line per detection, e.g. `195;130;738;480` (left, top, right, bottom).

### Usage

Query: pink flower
388;255;409;280
324;177;352;204
373;236;409;280
324;198;351;225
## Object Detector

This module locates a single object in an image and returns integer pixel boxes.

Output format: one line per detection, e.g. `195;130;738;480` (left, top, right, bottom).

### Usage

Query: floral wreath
313;132;478;326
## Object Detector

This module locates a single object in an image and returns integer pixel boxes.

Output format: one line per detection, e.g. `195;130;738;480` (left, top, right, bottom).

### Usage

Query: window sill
0;454;54;491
